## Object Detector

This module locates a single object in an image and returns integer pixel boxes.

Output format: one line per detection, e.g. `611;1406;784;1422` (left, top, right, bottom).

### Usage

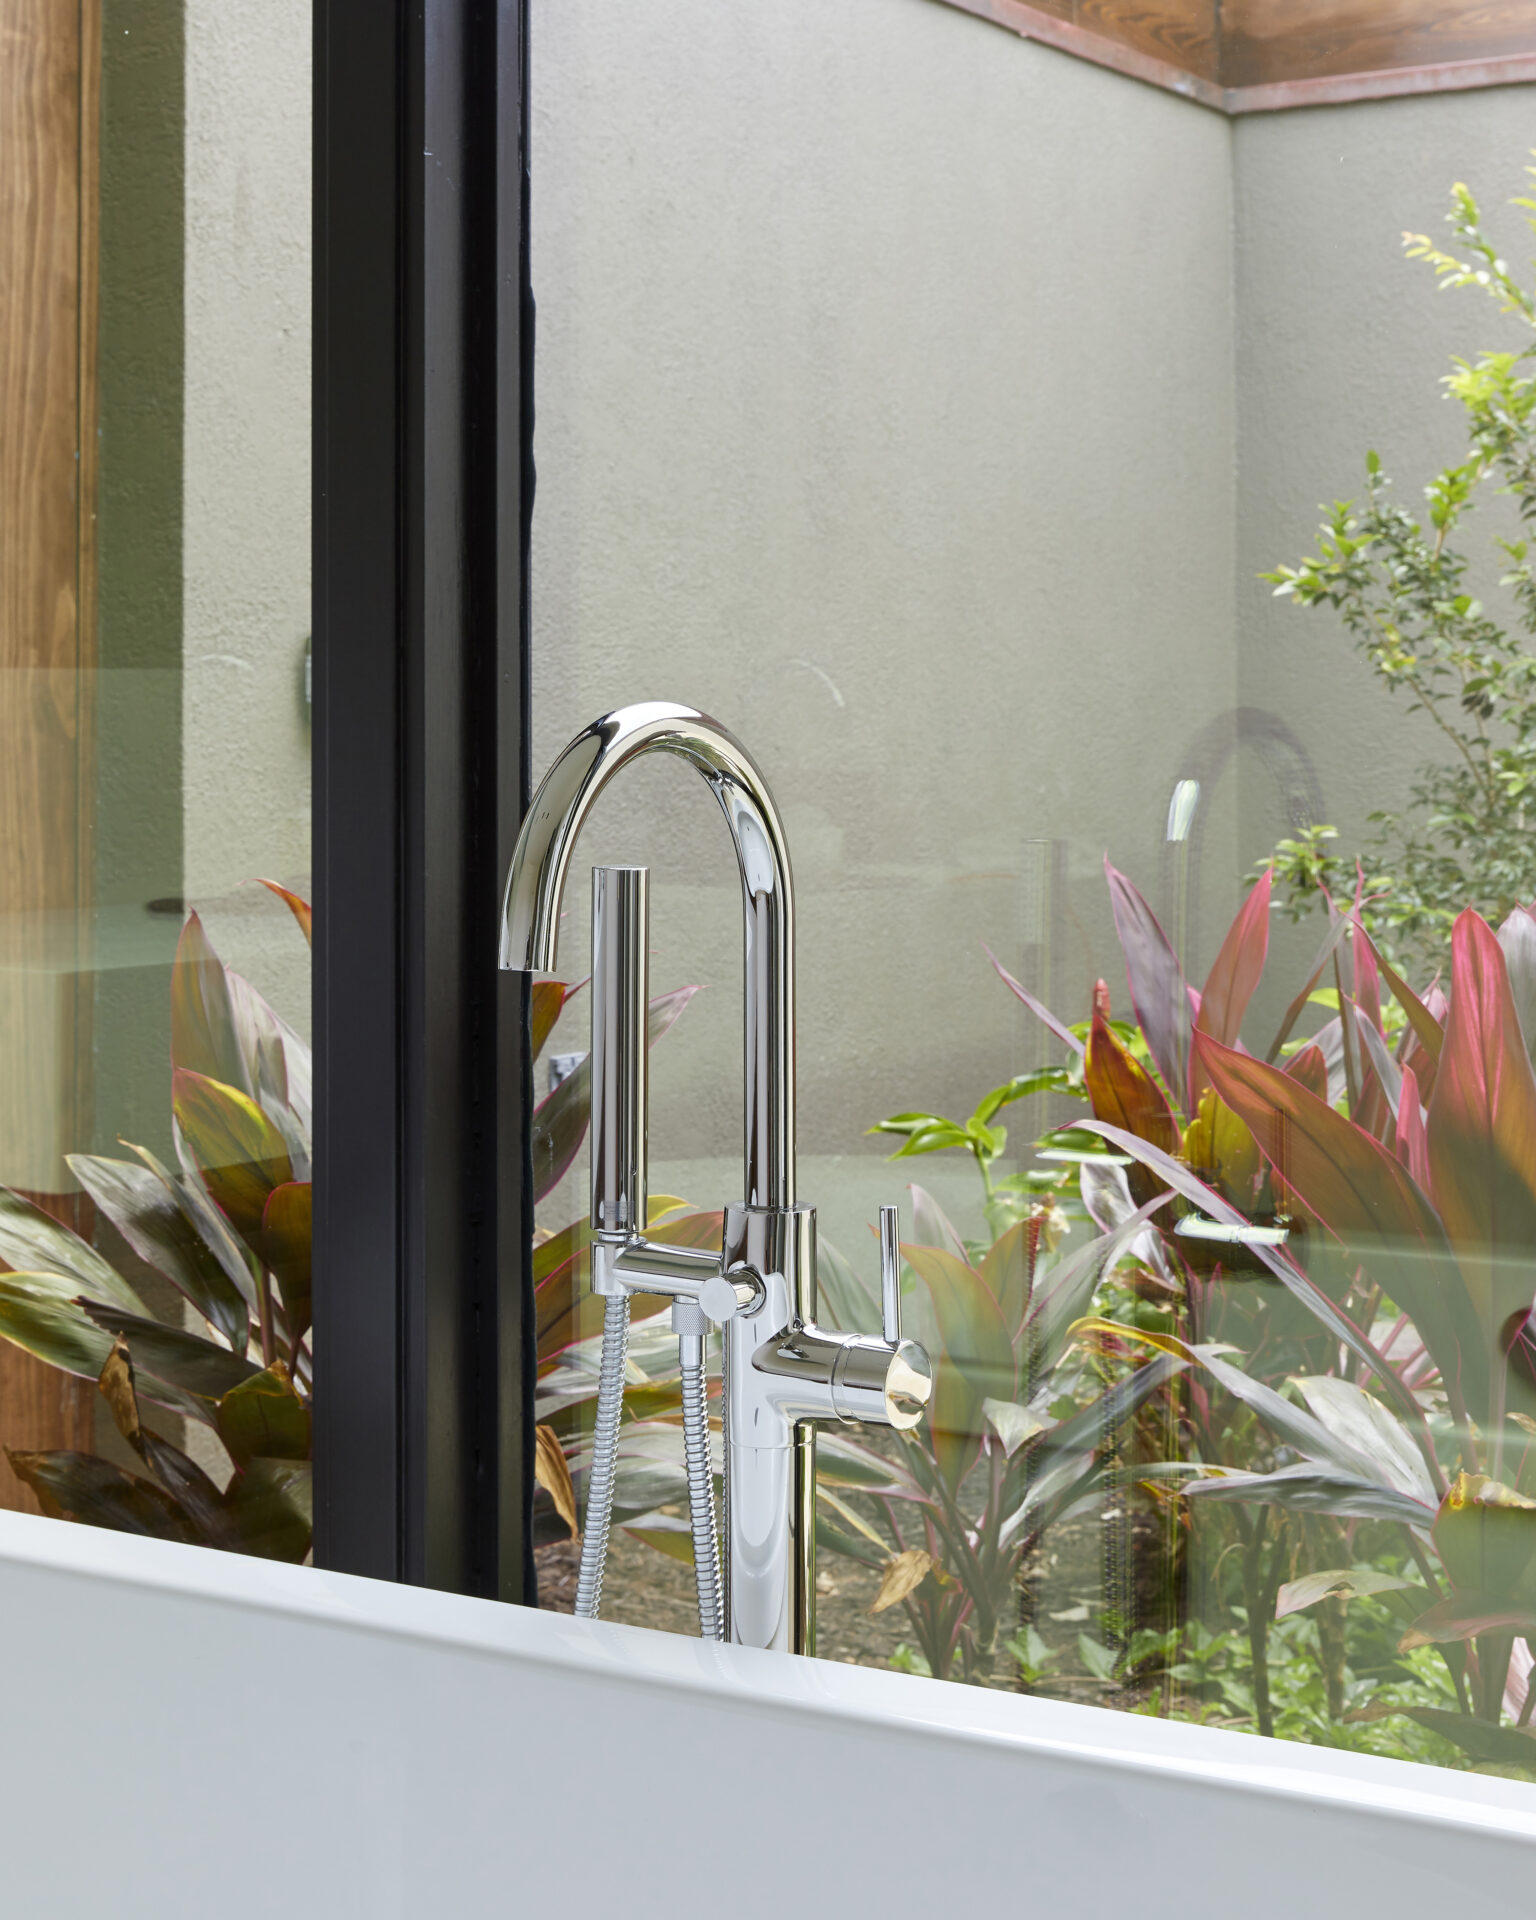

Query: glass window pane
0;4;311;1556
530;0;1536;1775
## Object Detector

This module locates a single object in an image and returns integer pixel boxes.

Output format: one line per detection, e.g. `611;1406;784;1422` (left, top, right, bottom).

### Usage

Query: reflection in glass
0;6;312;1556
531;0;1536;1774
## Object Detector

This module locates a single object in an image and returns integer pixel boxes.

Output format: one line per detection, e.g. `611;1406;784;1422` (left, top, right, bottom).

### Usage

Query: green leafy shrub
1262;161;1536;966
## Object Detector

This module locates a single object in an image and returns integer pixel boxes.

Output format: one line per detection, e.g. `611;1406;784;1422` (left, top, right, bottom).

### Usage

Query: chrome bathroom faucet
501;702;932;1653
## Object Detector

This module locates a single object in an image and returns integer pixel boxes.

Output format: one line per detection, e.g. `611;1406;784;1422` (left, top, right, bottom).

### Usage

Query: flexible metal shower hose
679;1335;723;1641
574;1292;630;1619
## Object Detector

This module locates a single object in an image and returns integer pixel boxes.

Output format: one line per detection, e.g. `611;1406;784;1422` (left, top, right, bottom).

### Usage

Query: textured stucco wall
180;0;312;1037
530;0;1240;1251
1234;87;1536;999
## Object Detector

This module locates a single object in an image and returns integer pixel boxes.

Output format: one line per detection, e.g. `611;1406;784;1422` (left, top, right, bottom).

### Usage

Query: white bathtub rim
1;1506;1532;1845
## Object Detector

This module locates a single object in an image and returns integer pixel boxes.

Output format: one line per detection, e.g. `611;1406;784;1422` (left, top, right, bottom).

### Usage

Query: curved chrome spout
500;702;796;1210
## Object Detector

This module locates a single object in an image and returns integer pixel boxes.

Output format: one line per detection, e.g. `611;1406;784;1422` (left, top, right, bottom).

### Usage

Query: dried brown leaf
534;1422;579;1539
869;1547;935;1615
97;1336;141;1445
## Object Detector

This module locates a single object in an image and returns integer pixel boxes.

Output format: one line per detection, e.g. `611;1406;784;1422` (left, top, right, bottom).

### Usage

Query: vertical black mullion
507;0;536;1605
313;0;405;1581
403;0;469;1590
314;0;530;1597
478;0;535;1603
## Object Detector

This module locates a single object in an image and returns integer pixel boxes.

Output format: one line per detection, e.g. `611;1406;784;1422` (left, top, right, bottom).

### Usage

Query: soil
535;1494;1178;1700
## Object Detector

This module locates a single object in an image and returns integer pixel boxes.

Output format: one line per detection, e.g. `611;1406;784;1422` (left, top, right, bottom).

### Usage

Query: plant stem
1239;1509;1275;1740
1402;1526;1444;1601
256;1267;276;1370
1319;1596;1348;1721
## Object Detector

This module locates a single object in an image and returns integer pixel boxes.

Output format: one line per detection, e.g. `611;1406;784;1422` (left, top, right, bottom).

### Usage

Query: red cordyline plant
1005;857;1536;1765
527;975;735;1559
0;888;314;1558
809;1181;1184;1685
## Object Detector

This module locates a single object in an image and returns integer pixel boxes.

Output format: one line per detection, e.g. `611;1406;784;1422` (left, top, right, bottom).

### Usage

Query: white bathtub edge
2;1507;1532;1845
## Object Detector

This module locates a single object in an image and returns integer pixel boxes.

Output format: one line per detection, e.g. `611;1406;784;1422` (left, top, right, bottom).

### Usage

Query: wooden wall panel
0;0;101;1513
1223;0;1536;91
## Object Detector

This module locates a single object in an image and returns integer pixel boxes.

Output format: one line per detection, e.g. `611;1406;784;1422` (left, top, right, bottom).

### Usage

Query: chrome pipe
501;703;794;1211
590;867;649;1237
502;704;931;1654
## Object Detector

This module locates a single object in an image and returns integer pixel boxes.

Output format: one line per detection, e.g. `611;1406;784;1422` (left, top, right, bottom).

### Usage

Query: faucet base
723;1203;818;1652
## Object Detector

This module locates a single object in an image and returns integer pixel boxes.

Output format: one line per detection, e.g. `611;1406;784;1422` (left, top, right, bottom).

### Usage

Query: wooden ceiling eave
932;0;1536;115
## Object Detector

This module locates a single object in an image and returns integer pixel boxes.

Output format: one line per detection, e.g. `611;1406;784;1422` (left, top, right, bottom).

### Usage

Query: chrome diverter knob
832;1202;929;1428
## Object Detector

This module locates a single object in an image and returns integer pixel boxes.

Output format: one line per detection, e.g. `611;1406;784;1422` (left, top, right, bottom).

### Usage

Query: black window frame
312;0;534;1601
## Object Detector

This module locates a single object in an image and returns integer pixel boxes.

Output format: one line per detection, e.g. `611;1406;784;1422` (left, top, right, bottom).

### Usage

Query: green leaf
1274;1568;1415;1619
815;1235;881;1336
885;1120;973;1160
0;1188;144;1314
970;1070;1070;1128
814;1513;887;1572
172;1069;293;1241
982;1397;1043;1458
260;1181;312;1348
126;1139;259;1312
66;1152;247;1352
170;911;253;1095
7;1448;209;1543
216;1365;311;1468
223;1457;312;1562
1078;1634;1117;1682
1399;1588;1536;1649
81;1299;259;1400
1183;1462;1432;1530
623;1524;694;1566
902;1241;1016;1491
817;1430;909;1492
1400;1709;1536;1772
0;1272;117;1380
901;1243;1015;1408
1433;1469;1536;1604
978;1216;1036;1339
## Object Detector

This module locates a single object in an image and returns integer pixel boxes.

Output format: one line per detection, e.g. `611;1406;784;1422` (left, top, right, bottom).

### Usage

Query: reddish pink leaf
1085;1014;1177;1155
986;946;1084;1060
1395;1064;1430;1192
252;879;312;947
530;981;569;1060
1359;930;1444;1083
903;1240;1014;1491
1105;859;1191;1117
1197;871;1271;1051
1284;1043;1328;1104
1266;913;1352;1063
1426;911;1536;1360
1194;1031;1480;1422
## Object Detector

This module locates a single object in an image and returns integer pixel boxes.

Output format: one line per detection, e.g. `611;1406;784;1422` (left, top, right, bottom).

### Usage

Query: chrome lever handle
879;1204;902;1346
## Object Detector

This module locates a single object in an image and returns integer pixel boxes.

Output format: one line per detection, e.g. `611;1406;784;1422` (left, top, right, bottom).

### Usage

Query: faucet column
722;1204;818;1653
